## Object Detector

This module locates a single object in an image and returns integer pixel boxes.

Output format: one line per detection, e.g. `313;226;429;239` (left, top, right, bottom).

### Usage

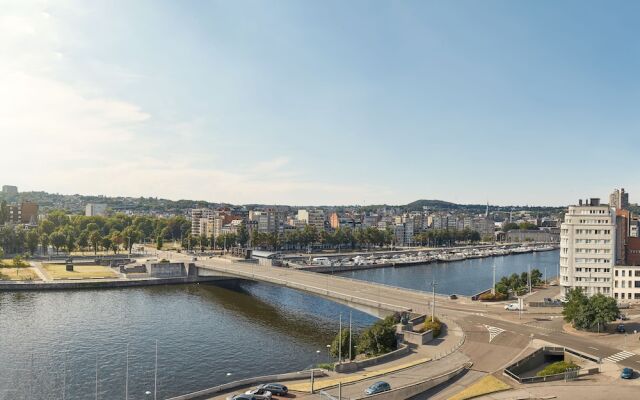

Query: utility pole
338;313;342;364
491;264;496;295
349;311;352;361
431;279;438;322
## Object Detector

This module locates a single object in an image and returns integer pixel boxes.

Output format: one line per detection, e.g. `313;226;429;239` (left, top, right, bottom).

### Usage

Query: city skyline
2;1;639;205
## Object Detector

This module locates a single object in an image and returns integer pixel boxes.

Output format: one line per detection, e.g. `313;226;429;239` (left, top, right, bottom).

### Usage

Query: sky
1;0;639;207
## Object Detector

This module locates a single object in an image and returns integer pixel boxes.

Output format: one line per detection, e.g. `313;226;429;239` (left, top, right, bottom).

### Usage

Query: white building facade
560;198;616;297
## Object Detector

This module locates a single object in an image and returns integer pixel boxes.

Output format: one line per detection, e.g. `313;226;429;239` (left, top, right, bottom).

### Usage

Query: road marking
604;351;636;363
588;346;599;351
483;324;506;343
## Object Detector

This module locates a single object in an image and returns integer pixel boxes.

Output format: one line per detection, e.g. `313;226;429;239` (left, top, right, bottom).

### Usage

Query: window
635;281;640;288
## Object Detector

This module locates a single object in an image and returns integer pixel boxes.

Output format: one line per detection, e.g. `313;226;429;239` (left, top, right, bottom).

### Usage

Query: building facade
85;203;108;217
609;188;629;210
560;198;616;297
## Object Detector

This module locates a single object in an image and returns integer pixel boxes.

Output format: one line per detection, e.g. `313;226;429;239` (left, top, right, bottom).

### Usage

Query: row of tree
495;270;543;296
0;211;191;256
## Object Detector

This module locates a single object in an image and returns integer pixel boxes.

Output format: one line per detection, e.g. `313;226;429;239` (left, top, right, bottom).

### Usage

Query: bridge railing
197;261;412;313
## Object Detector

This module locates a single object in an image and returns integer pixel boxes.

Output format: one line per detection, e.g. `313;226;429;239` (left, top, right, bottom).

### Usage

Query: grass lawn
0;267;41;281
447;375;511;400
42;264;119;280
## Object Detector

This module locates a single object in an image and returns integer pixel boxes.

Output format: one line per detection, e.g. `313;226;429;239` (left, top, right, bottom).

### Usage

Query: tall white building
560;198;616;297
297;209;325;230
85;203;108;217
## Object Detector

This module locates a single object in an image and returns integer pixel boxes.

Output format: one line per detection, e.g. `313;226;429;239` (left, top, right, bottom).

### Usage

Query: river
0;250;558;399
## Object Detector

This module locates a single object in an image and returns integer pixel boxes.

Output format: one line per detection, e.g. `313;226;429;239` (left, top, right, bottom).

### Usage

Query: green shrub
316;363;334;371
536;361;580;377
356;317;397;356
419;316;442;337
478;292;507;301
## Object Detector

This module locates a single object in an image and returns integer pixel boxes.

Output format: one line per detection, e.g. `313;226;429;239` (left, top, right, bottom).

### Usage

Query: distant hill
404;199;459;211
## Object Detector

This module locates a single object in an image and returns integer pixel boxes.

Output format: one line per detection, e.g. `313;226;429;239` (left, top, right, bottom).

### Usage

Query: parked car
245;388;272;400
449;294;458;300
365;381;391;395
227;395;256;400
621;367;634;379
504;303;520;311
257;383;288;396
617;324;626;333
543;297;552;303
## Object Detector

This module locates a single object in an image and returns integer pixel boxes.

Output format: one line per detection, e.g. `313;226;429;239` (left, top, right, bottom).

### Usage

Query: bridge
168;252;443;318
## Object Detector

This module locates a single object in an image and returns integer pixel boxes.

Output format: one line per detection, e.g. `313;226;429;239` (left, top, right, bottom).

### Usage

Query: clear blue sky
1;0;639;206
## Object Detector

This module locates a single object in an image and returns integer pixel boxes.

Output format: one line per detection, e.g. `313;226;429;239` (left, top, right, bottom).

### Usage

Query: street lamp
326;344;331;363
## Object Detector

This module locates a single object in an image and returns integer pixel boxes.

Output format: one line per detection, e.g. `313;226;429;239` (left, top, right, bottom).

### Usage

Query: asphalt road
323;352;469;399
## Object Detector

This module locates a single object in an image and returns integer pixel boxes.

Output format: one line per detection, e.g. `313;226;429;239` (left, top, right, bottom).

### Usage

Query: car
617;324;626;333
365;381;391;395
504;303;520;311
245;388;272;400
449;294;458;300
257;383;288;396
621;367;634;379
543;297;552;303
227;395;256;400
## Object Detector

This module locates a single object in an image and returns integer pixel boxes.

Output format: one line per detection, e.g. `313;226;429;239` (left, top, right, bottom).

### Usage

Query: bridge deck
191;256;440;316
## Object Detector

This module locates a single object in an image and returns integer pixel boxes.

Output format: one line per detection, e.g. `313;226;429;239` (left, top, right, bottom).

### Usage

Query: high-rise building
560;198;615;297
20;201;39;224
2;185;18;196
297;209;325;230
609;188;629;210
85;203;108;217
190;208;214;236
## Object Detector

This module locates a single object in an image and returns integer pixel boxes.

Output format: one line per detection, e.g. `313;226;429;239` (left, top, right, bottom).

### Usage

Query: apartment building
297;209;325;230
559;198;616;297
609;188;629;210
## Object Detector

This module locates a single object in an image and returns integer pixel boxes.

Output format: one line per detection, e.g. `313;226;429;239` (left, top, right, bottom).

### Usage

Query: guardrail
167;369;326;400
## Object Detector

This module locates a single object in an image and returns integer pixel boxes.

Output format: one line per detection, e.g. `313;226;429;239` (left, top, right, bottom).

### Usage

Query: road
165;251;640;376
323;352;469;399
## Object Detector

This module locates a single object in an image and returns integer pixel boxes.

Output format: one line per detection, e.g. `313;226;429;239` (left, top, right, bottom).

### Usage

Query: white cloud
0;0;393;205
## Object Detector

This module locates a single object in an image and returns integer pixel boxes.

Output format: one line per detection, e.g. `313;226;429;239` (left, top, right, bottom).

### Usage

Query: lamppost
326;344;331;363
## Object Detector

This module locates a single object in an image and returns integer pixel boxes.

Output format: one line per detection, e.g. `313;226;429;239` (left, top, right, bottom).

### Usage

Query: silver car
245;388;272;400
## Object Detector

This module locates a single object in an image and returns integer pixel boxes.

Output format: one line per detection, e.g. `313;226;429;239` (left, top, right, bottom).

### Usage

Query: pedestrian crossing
483;324;505;342
604;351;636;363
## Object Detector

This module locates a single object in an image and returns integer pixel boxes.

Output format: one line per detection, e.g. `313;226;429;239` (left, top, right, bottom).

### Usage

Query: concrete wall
351;363;470;400
148;262;186;278
0;276;228;291
334;344;410;373
402;329;433;345
167;369;326;400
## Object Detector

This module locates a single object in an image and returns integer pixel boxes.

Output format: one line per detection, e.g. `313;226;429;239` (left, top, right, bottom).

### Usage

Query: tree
26;230;39;255
237;224;249;247
13;255;25;277
356;316;398;356
563;289;619;331
76;231;89;254
330;328;357;361
530;269;543;286
156;235;163;250
502;222;519;232
50;232;66;255
562;288;588;325
40;233;49;255
89;231;102;255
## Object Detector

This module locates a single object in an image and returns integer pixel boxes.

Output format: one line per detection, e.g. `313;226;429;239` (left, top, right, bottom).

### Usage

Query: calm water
338;250;560;296
0;250;559;399
0;282;376;400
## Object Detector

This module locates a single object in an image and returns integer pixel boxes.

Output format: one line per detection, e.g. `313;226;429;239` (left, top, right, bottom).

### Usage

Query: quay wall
0;275;233;291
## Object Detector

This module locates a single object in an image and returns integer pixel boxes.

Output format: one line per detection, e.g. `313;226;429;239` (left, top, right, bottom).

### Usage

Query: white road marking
604;351;636;363
588;346;599;351
483;324;506;343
